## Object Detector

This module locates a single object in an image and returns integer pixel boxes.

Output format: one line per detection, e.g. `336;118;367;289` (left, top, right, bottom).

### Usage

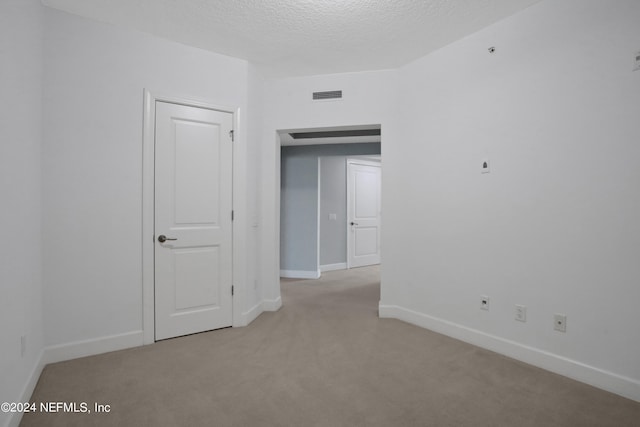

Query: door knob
157;234;177;243
350;222;358;226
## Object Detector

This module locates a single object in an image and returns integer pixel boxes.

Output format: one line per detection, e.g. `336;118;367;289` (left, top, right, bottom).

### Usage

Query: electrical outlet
554;314;567;332
480;295;490;311
515;305;527;322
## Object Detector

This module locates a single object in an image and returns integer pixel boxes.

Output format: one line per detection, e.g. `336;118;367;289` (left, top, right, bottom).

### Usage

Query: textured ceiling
41;0;541;77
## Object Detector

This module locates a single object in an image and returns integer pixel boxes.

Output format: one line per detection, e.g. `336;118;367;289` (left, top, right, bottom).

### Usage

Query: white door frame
142;89;242;345
346;158;382;269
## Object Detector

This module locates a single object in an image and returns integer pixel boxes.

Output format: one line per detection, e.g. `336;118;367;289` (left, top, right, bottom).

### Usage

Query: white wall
0;7;265;416
259;70;399;303
42;8;254;352
0;1;45;426
381;0;640;400
244;63;265;321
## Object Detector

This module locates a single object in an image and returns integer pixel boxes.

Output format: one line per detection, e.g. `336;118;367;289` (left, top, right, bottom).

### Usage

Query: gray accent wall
280;155;319;273
319;157;347;266
280;143;381;274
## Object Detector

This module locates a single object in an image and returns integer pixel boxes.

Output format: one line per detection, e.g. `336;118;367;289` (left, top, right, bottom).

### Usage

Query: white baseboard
243;301;263;325
7;330;142;427
262;296;282;312
236;297;282;328
6;351;46;427
379;303;640;403
320;263;347;272
43;330;144;365
279;269;320;279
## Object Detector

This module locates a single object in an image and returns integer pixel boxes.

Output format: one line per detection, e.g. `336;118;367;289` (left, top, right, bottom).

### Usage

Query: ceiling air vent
312;90;342;101
290;129;380;139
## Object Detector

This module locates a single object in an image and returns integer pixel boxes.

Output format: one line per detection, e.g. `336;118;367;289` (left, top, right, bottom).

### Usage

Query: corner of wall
262;296;283;312
4;350;46;427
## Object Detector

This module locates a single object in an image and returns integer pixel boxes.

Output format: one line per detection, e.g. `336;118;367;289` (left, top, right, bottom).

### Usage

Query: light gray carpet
22;266;640;426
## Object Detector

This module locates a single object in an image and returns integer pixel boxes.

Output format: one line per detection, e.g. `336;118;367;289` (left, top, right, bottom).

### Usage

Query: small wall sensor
481;159;490;174
488;46;496;54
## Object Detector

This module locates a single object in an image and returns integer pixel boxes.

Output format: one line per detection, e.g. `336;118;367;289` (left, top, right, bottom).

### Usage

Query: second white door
154;101;233;341
347;160;381;268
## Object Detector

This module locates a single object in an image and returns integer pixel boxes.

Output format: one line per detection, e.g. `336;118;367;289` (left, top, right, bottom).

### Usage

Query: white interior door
347;160;381;268
154;101;233;340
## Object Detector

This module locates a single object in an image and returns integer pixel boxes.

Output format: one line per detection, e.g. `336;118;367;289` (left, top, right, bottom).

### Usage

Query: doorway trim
276;125;382;285
142;89;241;345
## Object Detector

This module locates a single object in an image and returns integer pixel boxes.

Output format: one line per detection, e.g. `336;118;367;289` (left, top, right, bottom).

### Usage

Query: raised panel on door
154;101;233;341
354;227;378;257
174;119;220;225
174;247;220;310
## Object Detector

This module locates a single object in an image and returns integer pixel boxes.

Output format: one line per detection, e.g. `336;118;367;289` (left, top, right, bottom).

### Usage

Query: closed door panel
348;161;381;268
154;101;233;341
354;227;378;257
174;247;220;310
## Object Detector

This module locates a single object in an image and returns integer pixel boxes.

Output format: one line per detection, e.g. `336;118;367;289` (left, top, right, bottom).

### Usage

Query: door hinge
229;130;234;142
231;210;234;221
231;285;234;296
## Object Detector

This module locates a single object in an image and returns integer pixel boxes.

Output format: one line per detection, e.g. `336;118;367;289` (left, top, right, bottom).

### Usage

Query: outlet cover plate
480;295;490;310
515;305;527;322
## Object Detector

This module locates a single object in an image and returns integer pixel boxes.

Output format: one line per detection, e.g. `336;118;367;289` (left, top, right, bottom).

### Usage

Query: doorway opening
277;124;382;282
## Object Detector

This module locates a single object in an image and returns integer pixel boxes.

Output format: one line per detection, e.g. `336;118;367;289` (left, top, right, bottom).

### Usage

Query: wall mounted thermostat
481;158;490;174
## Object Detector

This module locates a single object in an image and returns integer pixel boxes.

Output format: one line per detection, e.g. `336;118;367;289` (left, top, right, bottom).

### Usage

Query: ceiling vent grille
312;90;342;100
290;129;380;139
